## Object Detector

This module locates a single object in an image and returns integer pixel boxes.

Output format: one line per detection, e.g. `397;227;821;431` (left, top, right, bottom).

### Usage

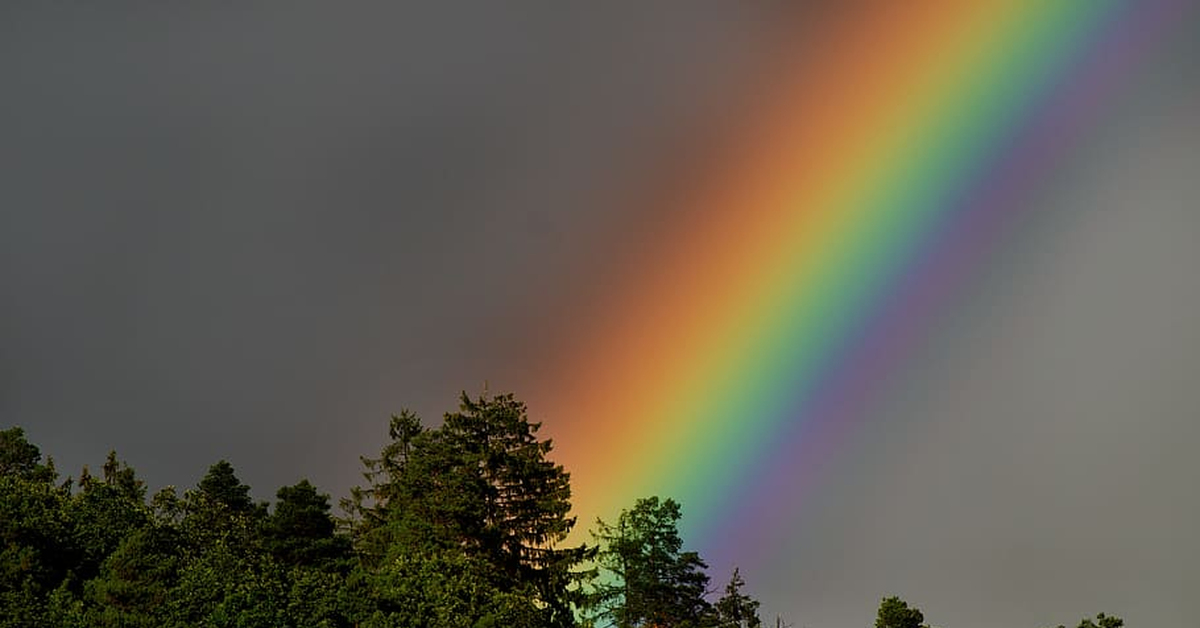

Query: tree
712;568;762;628
265;479;349;568
341;411;425;565
0;427;54;483
875;596;928;628
362;550;544;628
140;460;279;626
67;452;150;590
1050;613;1124;628
197;459;254;513
436;394;586;589
348;393;590;627
590;496;712;628
0;429;74;626
183;460;267;555
83;524;182;628
164;537;289;628
0;473;72;627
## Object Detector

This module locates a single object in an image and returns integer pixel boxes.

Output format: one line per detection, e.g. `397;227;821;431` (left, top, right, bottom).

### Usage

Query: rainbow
529;0;1186;572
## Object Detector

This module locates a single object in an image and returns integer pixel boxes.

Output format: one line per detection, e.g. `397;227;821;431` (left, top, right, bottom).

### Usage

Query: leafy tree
712;568;762;628
0;427;54;483
143;460;290;626
68;451;148;583
83;524;182;627
590;496;712;628
182;460;267;555
875;596;928;628
0;430;73;626
284;565;356;628
362;549;544;628
165;538;288;628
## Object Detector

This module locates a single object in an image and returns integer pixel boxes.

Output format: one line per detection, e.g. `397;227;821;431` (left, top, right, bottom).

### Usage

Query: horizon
3;4;1198;626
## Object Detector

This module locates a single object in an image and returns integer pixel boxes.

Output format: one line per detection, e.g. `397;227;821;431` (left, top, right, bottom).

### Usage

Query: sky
2;4;1198;627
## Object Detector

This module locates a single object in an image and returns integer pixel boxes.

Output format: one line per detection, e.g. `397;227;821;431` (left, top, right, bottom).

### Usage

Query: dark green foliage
341;410;426;565
435;393;589;611
182;461;269;559
2;403;595;628
198;459;255;513
0;440;153;626
285;565;358;628
0;471;73;625
166;538;289;627
266;479;350;568
0;427;54;483
0;399;1127;628
875;596;928;628
590;496;712;628
69;451;149;583
362;549;545;628
347;393;590;627
83;525;181;627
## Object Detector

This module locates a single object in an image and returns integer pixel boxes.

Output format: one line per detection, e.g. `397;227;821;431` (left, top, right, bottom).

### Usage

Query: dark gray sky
2;5;1198;627
1;3;788;492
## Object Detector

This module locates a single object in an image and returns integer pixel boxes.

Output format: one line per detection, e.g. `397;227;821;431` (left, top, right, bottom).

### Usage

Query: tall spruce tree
342;410;425;565
349;393;589;627
590;496;712;628
439;394;584;580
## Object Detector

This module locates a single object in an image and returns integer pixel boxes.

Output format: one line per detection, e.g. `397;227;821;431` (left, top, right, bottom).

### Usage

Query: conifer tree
342;410;425;565
197;460;254;513
265;479;349;568
349;393;590;627
713;568;762;628
591;496;712;628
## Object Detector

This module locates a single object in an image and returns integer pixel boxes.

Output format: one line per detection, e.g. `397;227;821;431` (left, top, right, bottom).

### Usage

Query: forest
3;392;1119;628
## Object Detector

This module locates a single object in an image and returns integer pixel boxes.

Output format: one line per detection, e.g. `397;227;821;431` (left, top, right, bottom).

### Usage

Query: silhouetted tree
713;568;762;628
342;410;425;564
348;393;590;627
68;451;148;584
590;496;711;628
875;596;928;628
0;427;54;483
1049;613;1124;628
197;459;254;513
265;479;349;568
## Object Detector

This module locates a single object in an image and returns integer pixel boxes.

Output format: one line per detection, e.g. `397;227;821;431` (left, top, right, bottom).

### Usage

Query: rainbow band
534;0;1186;569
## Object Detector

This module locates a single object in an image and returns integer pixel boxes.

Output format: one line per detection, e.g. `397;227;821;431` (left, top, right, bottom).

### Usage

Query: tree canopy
876;596;929;628
0;404;1126;627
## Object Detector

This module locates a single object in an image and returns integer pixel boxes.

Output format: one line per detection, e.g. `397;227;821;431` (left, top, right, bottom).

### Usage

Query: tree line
1;392;1121;628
